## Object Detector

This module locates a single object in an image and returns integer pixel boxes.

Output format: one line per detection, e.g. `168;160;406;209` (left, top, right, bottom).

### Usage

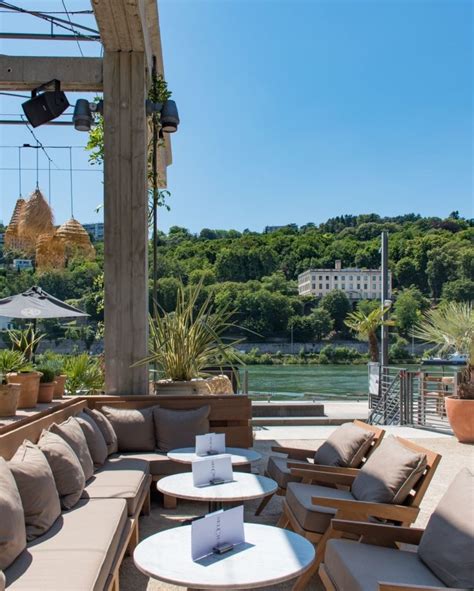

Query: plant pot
445;396;474;443
6;372;42;409
154;379;212;396
38;382;56;403
0;383;21;417
53;375;67;399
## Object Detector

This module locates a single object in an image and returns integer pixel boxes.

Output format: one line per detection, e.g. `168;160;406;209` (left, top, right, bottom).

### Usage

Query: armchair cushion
101;405;156;452
153;405;210;452
50;417;94;480
83;407;118;455
286;481;354;533
76;411;108;467
8;441;61;541
351;437;426;504
418;467;474;589
38;429;85;510
267;456;305;489
324;538;446;591
314;422;375;467
0;458;26;570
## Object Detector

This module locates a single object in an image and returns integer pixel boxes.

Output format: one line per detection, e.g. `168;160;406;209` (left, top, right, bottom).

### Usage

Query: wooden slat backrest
352;420;385;461
0;400;87;460
394;436;441;508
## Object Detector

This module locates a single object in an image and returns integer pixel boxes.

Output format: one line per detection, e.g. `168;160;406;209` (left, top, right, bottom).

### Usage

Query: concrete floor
120;426;474;591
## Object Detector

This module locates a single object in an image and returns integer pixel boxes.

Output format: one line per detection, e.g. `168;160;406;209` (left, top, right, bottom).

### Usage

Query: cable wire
18;146;22;196
61;0;84;56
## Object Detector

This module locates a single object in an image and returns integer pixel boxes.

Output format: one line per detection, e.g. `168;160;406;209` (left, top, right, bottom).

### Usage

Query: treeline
0;212;472;346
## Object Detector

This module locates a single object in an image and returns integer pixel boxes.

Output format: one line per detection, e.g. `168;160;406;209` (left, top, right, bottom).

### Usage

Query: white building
83;223;104;241
12;259;33;271
298;260;391;300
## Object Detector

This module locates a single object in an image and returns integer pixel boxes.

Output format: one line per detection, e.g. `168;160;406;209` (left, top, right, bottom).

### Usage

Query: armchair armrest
271;445;313;461
331;519;424;545
379;584;469;591
287;462;360;476
291;469;355;487
311;496;419;523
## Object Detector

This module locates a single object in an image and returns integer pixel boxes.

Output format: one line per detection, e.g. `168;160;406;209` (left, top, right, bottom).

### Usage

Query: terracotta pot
445;396;474;443
53;375;67;399
6;372;42;409
38;382;56;403
0;383;21;417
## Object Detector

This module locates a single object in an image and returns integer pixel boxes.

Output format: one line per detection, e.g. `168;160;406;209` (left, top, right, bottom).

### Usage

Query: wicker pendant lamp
35;232;66;270
4;198;26;250
56;218;95;260
17;189;54;255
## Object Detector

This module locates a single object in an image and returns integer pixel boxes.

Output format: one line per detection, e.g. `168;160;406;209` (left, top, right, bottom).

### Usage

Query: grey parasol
0;286;89;319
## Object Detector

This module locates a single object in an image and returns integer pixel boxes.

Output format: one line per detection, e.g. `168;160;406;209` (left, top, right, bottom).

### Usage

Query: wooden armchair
319;467;473;591
255;420;384;515
277;437;441;591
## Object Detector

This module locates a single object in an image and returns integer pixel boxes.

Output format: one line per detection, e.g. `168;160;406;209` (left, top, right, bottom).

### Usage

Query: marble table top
134;522;315;589
168;446;262;466
157;472;277;503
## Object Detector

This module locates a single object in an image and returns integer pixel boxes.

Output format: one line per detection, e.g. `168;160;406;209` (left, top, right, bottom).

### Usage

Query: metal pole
380;231;389;368
151;56;159;317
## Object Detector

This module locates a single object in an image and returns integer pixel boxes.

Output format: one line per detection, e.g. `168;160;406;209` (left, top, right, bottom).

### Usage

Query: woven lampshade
17;189;54;254
4;198;25;250
56;218;95;260
35;231;66;270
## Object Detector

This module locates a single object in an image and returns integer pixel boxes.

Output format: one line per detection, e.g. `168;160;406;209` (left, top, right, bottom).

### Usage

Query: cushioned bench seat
115;451;191;476
267;456;307;489
324;539;447;591
82;457;151;516
5;498;127;591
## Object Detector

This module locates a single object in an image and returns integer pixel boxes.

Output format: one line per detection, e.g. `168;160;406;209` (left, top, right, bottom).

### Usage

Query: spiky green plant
135;280;245;381
0;349;29;384
345;305;393;362
63;354;104;396
413;302;474;399
7;325;45;362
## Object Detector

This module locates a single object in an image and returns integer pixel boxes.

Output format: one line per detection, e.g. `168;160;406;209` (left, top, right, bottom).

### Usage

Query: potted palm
0;350;28;417
135;280;244;395
344;305;392;362
414;302;474;443
6;325;44;408
36;367;57;403
37;353;67;398
63;353;104;396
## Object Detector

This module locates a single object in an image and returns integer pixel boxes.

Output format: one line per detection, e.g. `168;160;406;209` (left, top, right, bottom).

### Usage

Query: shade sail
0;286;89;319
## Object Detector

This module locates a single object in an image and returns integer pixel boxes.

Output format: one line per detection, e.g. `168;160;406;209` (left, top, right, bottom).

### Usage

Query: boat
422;352;468;366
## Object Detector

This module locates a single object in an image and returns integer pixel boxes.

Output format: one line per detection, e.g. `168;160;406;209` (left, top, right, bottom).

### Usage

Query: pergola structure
0;0;172;394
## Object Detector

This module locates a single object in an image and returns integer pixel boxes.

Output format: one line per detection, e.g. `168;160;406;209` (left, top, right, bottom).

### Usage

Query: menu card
195;432;226;456
191;505;245;560
192;454;233;487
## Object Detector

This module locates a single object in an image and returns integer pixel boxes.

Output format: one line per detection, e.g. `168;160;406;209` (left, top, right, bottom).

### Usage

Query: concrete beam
0;55;103;91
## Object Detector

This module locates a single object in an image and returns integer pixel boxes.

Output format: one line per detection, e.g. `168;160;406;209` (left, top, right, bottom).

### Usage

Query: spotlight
160;100;179;133
72;99;103;132
21;80;69;128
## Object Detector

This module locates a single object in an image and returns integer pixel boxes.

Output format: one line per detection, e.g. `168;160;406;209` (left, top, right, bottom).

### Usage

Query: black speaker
22;81;69;128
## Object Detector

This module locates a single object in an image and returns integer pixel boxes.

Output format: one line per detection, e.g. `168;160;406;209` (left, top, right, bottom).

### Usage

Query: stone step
252;416;364;426
251;401;325;417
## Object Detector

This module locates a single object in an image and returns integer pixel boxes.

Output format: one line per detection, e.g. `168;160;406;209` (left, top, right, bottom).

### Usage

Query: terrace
0;2;473;591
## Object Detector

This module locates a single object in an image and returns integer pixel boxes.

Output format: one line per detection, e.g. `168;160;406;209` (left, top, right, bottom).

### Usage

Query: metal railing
369;366;458;434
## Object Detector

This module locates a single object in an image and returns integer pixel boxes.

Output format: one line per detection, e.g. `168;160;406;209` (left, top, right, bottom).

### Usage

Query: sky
0;0;472;233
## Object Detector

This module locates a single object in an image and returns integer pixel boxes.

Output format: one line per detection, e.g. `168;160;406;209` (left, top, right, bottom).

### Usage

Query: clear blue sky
0;0;472;233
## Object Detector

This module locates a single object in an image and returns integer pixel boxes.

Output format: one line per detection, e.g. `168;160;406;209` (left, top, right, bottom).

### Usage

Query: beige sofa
0;395;252;591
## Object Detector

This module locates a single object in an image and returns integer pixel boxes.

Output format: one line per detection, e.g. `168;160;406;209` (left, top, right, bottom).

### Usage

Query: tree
287;316;315;342
155;277;181;312
426;248;455;298
394;287;429;336
395;257;419;289
344;306;391;362
320;290;352;333
310;308;333;341
442;279;474;302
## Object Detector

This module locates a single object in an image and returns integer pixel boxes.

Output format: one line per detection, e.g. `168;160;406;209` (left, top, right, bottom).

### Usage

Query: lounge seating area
0;398;472;591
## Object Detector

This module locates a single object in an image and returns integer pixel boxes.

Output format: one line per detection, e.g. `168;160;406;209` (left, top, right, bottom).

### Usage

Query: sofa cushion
286;482;355;534
418;467;474;588
4;498;127;591
82;456;150;516
101;406;156;452
314;423;375;468
351;437;427;504
0;458;26;570
83;407;118;455
324;538;445;591
116;451;192;476
76;412;108;467
153;405;210;452
8;441;61;541
50;417;94;481
267;456;305;489
38;429;85;510
0;570;4;591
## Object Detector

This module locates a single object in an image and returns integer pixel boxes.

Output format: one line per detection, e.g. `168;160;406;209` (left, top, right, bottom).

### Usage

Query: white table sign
192;454;233;487
195;432;226;456
191;505;245;561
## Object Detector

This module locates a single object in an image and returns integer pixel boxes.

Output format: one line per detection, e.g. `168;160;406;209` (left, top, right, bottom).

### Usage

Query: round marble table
157;472;277;512
134;522;315;590
168;446;261;466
